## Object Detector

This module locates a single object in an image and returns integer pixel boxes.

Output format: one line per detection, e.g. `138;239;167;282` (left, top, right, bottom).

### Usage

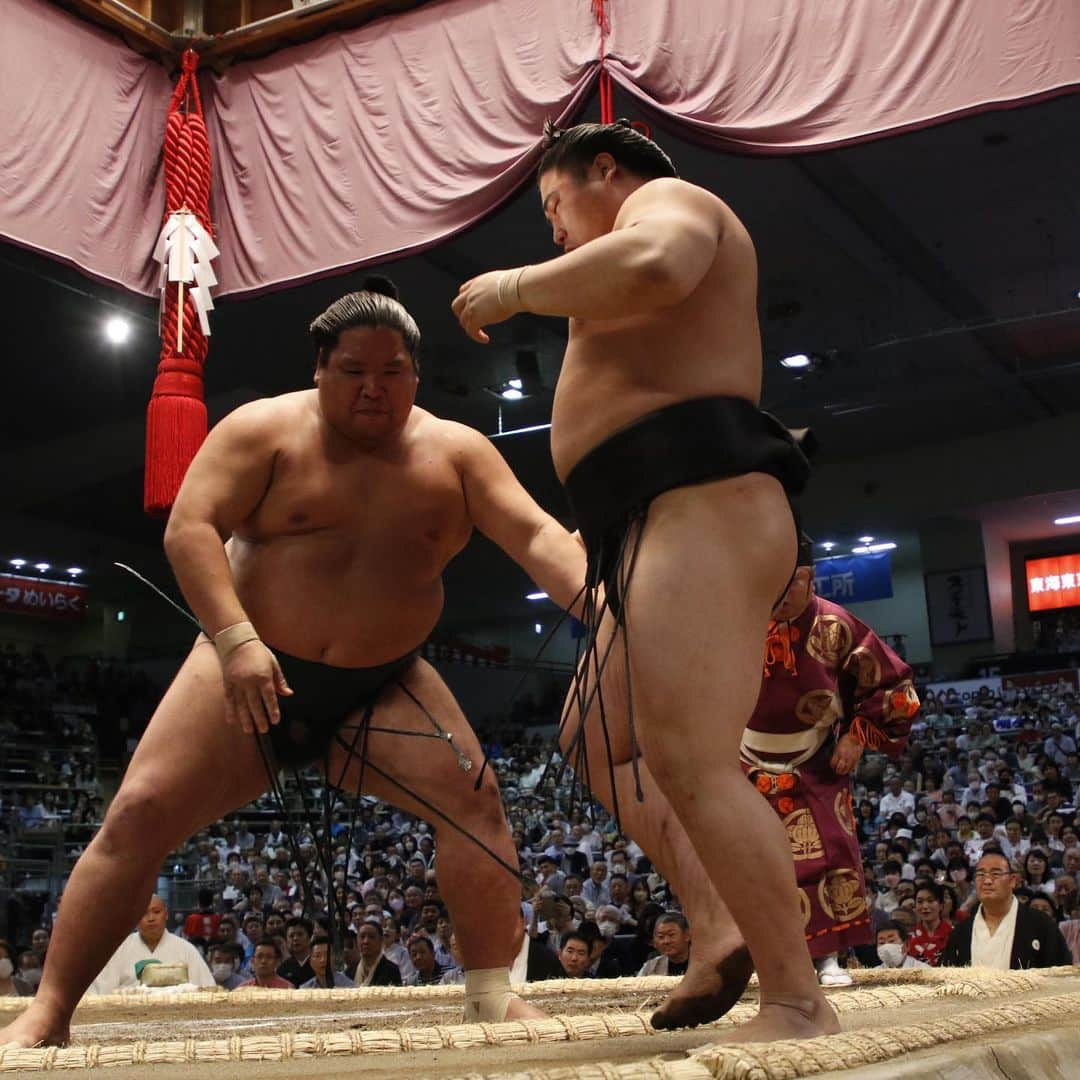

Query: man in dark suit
941;852;1072;969
351;920;403;986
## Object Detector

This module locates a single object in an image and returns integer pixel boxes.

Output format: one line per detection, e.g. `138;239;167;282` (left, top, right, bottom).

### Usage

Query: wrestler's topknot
537;118;677;181
309;277;421;371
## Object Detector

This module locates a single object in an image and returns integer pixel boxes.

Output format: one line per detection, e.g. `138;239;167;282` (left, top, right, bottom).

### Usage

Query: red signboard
0;573;87;621
1026;554;1080;612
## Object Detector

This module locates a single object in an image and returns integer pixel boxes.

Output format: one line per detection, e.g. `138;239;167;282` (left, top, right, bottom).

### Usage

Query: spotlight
779;353;812;370
104;316;132;345
34;562;50;573
1054;515;1080;526
9;558;26;569
67;567;84;576
484;378;530;402
526;592;549;601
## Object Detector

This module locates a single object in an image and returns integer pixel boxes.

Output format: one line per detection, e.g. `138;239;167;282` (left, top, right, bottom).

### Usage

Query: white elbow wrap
463;966;516;1023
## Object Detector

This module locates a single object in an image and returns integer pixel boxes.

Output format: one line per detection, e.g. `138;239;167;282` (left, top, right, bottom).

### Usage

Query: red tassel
145;48;214;517
143;360;207;519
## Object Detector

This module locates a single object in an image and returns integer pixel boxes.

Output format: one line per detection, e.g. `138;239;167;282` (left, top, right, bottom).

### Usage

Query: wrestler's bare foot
651;944;754;1030
0;1005;71;1049
720;992;839;1044
503;995;547;1022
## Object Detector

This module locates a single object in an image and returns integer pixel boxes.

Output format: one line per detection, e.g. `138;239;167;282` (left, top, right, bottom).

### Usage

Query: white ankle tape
463;967;516;1023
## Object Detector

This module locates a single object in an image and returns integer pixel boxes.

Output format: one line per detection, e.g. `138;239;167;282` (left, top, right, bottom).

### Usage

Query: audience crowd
2;639;1079;994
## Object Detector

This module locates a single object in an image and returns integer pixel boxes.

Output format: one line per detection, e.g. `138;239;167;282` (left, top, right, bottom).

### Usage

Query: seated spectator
238;940;293;989
941;852;1072;969
90;895;215;994
875;921;928;970
381;917;416;982
535;895;577;954
209;943;246;990
637;913;691;977
907;882;952;967
963;814;1000;862
29;929;49;967
1029;894;1060;923
353;921;402;987
299;935;356;989
581;859;610;906
432;913;454;971
625;880;651;925
183;889;221;944
1022;850;1056;897
405;935;443;986
438;932;465;985
0;940;32;997
240;914;264;963
511;906;563;983
277;917;316;988
17;951;42;993
873;861;903;914
558;930;593;979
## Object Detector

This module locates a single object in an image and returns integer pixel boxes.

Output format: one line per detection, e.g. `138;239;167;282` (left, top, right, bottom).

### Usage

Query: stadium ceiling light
853;542;897;555
779;353;812;370
821;541;835;551
104;315;132;345
10;558;26;568
67;567;84;576
1054;515;1080;526
857;535;875;544
526;592;549;601
34;562;51;572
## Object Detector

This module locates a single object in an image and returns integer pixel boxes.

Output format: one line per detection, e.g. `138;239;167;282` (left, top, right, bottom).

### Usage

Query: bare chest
244;448;470;552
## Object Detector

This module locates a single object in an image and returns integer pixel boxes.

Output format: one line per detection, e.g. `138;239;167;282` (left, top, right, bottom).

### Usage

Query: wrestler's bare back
225;393;473;666
550;180;763;481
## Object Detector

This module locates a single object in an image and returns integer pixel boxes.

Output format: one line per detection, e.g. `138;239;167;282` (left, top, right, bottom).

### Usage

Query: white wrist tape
212;620;260;660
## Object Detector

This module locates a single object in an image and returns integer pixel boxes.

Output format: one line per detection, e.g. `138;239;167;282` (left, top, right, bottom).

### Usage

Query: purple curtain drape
3;0;1079;297
0;0;170;295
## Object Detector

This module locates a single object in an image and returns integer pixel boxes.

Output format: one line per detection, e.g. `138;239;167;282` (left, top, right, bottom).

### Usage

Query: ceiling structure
3;26;1079;631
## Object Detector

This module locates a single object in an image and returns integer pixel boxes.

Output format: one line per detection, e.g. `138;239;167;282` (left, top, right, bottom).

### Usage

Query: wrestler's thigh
625;473;795;755
116;641;272;840
326;658;502;822
559;608;636;779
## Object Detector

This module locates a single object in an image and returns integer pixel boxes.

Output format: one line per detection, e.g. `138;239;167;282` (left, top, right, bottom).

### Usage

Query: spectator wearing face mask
874;922;928;970
874;861;904;914
16;952;42;994
208;943;245;990
0;941;32;996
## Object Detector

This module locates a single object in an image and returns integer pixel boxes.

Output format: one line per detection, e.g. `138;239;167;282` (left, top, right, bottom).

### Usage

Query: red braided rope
591;0;614;124
145;48;214;516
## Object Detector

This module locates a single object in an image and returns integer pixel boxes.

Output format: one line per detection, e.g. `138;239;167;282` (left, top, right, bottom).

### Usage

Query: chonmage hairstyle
309;275;421;370
537;119;677;181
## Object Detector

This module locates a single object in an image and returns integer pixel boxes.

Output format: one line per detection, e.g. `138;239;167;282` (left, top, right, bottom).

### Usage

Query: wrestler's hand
221;640;293;735
830;733;864;776
451;270;520;344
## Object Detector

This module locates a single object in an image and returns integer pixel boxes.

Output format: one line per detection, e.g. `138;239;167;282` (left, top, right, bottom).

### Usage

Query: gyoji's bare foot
503;995;547;1022
720;992;839;1044
0;1005;71;1050
651;944;754;1030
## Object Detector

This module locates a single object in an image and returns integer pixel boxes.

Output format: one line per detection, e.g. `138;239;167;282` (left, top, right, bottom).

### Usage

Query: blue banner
814;552;893;604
